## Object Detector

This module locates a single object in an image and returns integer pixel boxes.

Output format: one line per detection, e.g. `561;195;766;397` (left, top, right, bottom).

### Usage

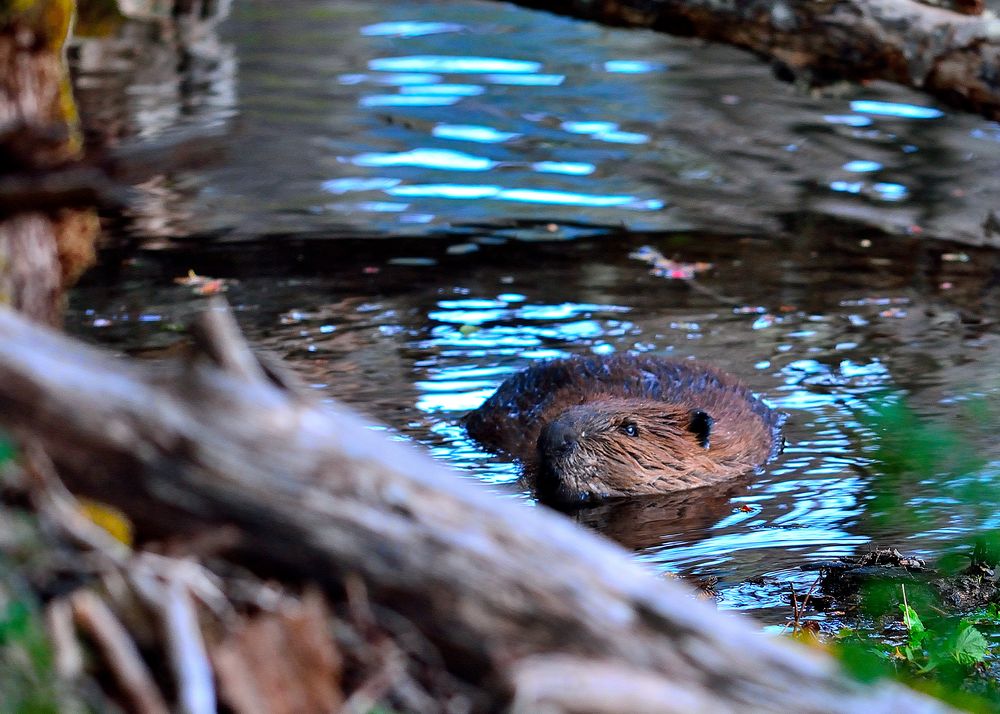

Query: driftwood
0;303;953;712
501;0;1000;121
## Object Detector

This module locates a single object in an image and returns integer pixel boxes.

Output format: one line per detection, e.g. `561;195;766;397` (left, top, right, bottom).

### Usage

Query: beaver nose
540;419;578;458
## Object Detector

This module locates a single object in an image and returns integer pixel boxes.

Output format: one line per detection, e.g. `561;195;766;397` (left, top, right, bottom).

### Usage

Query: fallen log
500;0;1000;121
0;303;951;711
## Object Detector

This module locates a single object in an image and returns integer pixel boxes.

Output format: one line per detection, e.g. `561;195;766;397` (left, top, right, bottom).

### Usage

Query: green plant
0;593;61;713
830;395;1000;709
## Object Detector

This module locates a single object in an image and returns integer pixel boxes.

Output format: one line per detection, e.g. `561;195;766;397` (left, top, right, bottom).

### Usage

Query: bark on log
0;303;953;712
501;0;1000;121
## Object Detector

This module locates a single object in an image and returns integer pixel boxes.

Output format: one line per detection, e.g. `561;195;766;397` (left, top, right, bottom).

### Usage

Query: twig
44;597;83;680
134;553;231;619
26;440;226;712
191;297;268;384
165;579;215;714
70;590;171;714
341;574;433;714
342;575;394;711
780;583;800;635
131;556;220;714
799;574;822;616
781;574;823;635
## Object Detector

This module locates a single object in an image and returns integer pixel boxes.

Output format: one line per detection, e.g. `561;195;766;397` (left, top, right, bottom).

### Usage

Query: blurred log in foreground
502;0;1000;121
0;302;953;712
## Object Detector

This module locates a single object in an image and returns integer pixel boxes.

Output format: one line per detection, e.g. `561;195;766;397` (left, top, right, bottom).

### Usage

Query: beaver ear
687;409;714;449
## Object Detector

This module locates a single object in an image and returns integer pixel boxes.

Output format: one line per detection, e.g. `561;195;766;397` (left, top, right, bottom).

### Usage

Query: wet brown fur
465;354;784;504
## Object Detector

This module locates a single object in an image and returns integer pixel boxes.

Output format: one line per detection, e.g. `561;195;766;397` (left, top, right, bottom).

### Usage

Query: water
67;0;1000;625
72;0;1000;245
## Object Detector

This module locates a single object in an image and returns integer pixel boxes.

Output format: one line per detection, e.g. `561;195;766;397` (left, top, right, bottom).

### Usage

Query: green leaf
917;651;942;674
837;641;891;684
950;623;989;667
900;604;927;648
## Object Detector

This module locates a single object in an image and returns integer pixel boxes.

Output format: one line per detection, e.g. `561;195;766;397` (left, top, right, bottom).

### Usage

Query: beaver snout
537;420;581;506
535;408;618;507
539;417;578;459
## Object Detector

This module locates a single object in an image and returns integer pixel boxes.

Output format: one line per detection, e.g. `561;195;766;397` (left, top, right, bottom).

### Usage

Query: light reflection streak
385;182;662;209
850;100;944;119
369;55;542;74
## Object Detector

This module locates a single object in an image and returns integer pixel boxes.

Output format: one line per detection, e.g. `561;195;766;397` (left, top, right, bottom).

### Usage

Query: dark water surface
67;0;1000;625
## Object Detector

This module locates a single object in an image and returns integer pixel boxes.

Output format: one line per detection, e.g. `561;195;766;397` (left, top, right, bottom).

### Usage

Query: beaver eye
620;421;640;437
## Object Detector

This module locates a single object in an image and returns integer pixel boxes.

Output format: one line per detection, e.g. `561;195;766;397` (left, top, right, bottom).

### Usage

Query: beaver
464;354;784;505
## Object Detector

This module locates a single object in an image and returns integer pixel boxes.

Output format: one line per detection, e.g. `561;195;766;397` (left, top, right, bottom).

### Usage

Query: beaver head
535;397;727;506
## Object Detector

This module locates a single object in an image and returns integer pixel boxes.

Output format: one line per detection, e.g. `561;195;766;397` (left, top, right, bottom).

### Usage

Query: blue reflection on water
339;72;443;86
432;124;521;143
356;201;408;212
560;121;648;144
361;21;465;37
843;160;882;173
850;100;945;119
386;183;663;209
399;84;485;96
437;299;507;309
369;55;542;74
829;179;908;201
484;73;565;86
604;60;664;73
517;302;629;319
417;389;498;414
498;188;640;207
321;177;400;194
873;182;908;201
429;308;508;324
830;180;863;194
388;183;500;199
823;114;872;127
352;149;497;171
360;95;460;107
562;120;618;134
415;297;634;418
531;161;595;176
596;130;649;144
970;125;1000;142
